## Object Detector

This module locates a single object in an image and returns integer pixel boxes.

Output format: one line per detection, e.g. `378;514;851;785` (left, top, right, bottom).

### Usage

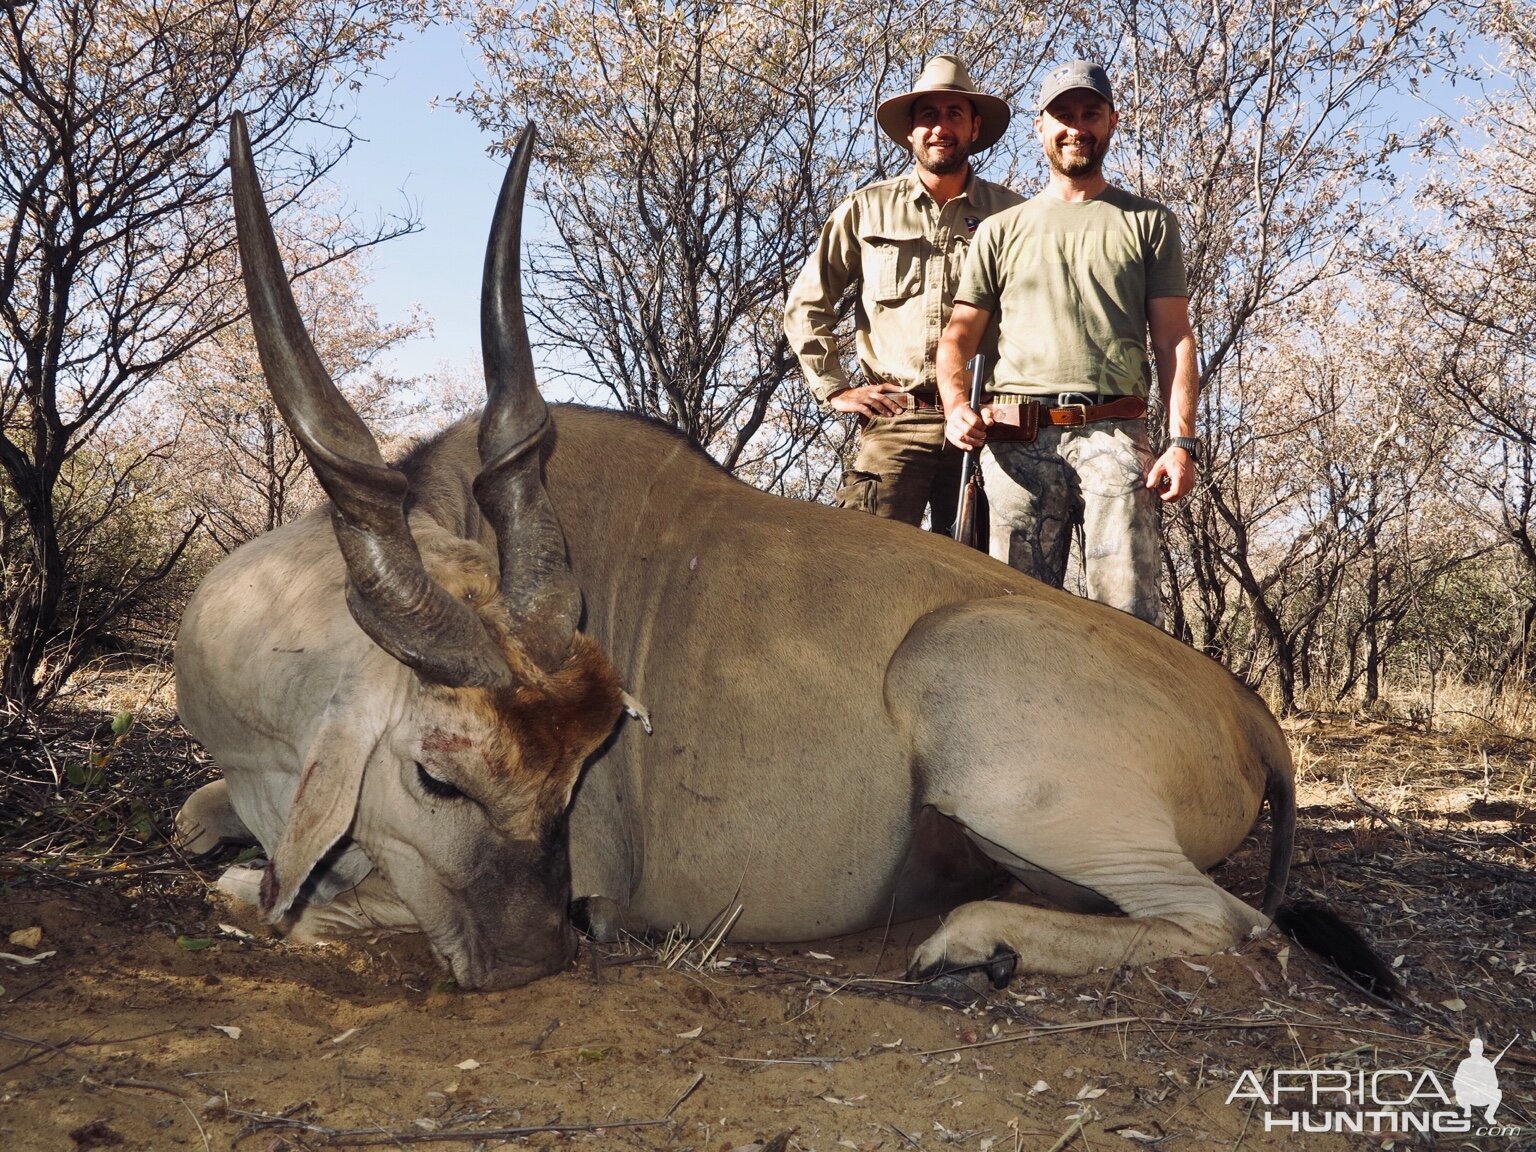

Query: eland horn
473;124;582;670
229;112;512;688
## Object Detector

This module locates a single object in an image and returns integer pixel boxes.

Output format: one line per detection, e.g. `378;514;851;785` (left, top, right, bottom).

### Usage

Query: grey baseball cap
1038;60;1114;111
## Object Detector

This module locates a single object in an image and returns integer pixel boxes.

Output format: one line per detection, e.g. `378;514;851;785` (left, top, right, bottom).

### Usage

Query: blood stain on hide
422;730;474;755
259;861;279;914
292;760;317;803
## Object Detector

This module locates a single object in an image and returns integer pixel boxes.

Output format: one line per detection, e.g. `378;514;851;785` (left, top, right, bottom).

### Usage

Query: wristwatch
1169;435;1201;462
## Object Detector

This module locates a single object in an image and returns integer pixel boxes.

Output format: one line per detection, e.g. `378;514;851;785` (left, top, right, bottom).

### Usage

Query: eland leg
908;792;1266;983
888;599;1276;984
174;780;255;856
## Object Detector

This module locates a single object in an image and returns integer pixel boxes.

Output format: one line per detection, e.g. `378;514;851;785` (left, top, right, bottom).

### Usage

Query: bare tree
0;0;420;708
1157;281;1478;710
455;0;1063;481
165;241;425;553
1380;0;1536;693
1096;0;1462;706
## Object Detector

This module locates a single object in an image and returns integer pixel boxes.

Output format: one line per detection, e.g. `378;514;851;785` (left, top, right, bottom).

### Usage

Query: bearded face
908;95;981;177
1037;91;1117;180
1043;128;1110;178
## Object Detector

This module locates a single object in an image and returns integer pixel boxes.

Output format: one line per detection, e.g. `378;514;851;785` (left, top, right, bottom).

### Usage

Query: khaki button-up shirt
784;168;1023;405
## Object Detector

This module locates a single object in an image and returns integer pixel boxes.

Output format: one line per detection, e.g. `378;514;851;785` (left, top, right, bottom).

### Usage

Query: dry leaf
676;1025;703;1039
808;951;834;961
455;1058;481;1070
1441;998;1466;1012
8;927;42;949
329;1028;359;1044
217;923;253;940
212;1025;241;1040
1116;1130;1160;1142
1076;1085;1107;1100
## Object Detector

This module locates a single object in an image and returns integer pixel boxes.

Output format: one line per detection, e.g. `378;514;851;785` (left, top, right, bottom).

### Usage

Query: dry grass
0;666;206;892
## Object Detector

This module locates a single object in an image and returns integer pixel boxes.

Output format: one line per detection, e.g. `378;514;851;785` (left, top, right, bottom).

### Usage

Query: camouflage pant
835;407;965;537
980;419;1163;626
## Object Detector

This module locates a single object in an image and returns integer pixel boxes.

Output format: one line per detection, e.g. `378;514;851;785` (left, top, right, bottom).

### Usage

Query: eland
175;116;1391;996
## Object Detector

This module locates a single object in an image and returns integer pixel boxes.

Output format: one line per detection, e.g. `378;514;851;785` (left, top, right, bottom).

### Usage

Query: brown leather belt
984;393;1146;442
904;392;942;412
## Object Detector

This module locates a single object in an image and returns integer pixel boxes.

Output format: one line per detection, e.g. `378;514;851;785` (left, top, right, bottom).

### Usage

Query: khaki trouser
980;419;1163;626
834;407;966;537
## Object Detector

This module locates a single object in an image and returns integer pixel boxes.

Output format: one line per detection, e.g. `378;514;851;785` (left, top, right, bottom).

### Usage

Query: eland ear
259;718;371;923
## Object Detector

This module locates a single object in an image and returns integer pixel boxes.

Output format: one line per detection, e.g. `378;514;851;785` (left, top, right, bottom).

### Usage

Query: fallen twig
914;1014;1424;1057
82;1074;187;1097
1345;775;1536;887
1044;1114;1084;1152
231;1072;705;1147
527;1017;560;1052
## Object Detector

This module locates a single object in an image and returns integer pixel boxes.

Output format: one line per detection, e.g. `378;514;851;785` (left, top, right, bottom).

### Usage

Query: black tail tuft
1274;901;1401;1000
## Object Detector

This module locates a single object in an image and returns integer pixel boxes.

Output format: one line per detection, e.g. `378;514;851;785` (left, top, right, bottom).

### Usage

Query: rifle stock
953;354;986;549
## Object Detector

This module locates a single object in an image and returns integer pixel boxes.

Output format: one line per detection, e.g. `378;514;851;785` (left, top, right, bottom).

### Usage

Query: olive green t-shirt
954;185;1188;397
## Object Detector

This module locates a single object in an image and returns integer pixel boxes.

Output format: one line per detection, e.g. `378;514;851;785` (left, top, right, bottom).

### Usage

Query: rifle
952;353;986;550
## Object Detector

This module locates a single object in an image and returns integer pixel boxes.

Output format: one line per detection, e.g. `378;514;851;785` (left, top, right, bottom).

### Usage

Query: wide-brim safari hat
876;54;1012;153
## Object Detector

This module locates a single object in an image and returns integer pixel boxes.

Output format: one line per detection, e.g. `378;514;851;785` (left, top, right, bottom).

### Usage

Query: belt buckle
1056;392;1093;426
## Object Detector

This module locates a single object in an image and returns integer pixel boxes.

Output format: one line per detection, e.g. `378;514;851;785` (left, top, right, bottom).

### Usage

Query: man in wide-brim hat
785;55;1020;537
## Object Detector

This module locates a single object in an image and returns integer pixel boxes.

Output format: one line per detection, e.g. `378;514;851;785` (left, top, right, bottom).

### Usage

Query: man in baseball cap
785;56;1021;536
935;60;1201;627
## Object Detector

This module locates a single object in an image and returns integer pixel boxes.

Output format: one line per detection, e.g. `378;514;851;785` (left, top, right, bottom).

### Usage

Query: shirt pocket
944;229;975;301
862;230;924;304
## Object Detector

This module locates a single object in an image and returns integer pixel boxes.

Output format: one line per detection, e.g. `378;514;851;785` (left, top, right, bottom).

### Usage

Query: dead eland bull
176;116;1391;996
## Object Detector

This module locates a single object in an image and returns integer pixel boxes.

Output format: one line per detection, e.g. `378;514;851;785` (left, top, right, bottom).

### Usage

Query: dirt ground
2;706;1533;1151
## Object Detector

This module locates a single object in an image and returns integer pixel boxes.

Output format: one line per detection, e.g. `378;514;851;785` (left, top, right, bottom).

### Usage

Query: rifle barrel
953;354;986;547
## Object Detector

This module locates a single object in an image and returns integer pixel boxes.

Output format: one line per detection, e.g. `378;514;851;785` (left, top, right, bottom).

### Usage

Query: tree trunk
1363;521;1382;708
1;461;66;709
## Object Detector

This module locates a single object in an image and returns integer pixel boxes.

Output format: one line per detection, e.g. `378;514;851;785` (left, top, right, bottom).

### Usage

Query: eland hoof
906;944;1018;991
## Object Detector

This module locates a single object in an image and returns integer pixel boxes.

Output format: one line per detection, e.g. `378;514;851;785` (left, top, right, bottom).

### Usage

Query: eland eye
416;762;466;801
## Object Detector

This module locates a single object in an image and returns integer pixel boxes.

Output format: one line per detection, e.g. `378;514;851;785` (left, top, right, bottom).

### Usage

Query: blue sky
327;23;506;390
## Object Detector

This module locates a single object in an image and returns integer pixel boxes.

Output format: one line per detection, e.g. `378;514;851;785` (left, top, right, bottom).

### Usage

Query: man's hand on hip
1145;447;1196;503
944;403;989;451
828;383;908;417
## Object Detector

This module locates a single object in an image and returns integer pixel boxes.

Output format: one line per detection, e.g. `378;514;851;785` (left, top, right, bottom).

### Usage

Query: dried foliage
160;245;428;554
0;0;423;710
0;0;1532;725
1378;1;1536;703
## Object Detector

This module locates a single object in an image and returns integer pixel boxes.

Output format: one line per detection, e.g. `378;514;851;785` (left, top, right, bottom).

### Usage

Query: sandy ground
2;717;1533;1151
